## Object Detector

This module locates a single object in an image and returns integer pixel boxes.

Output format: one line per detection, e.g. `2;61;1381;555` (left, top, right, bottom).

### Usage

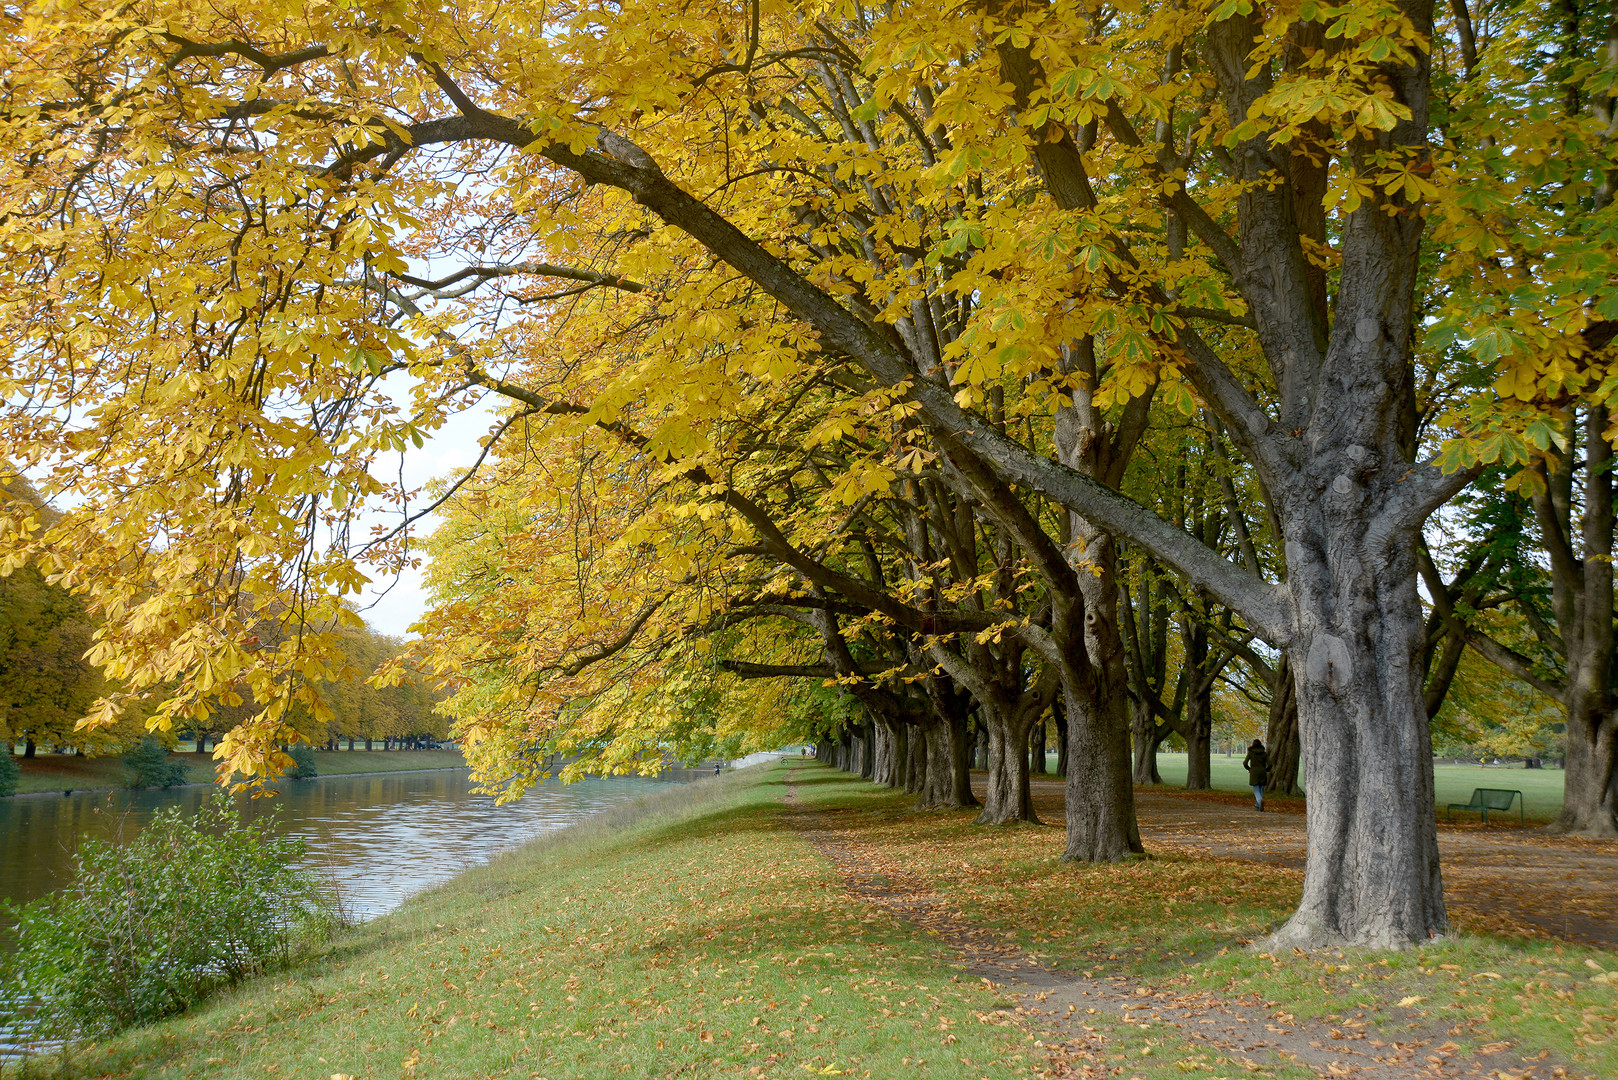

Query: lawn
8;748;466;794
1148;751;1567;821
14;760;1613;1080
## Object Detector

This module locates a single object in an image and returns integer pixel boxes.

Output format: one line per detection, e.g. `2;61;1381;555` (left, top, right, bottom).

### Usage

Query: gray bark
1181;606;1213;791
1539;408;1618;836
1264;652;1303;797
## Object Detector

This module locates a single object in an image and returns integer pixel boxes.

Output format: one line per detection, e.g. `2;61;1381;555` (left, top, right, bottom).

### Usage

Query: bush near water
287;743;318;779
0;796;342;1038
121;737;190;790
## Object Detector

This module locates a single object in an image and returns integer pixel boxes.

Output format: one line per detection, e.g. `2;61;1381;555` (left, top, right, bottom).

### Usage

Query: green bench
1446;788;1524;824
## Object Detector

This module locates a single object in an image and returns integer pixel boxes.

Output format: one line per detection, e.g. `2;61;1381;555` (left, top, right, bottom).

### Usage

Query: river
0;767;698;927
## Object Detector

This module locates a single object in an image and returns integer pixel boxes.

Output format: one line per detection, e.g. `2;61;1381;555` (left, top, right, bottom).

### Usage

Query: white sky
353;385;501;639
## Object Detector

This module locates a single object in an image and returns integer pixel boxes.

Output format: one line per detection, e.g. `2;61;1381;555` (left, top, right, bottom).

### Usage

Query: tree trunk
1029;716;1047;775
1054;702;1069;778
975;706;1038;824
1184;682;1212;790
885;720;907;788
1272;540;1446;949
1059;529;1144;861
347;735;355;752
1555;688;1618;836
1130;697;1164;784
947;712;978;808
860;722;876;780
905;725;926;794
1547;409;1618;837
1265;652;1303;797
1182;606;1213;790
1061;661;1141;860
24;739;35;759
914;721;959;808
871;720;890;785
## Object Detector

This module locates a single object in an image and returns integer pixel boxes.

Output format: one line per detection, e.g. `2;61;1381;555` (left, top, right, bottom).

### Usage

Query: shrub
0;745;17;797
122;736;191;789
287;742;318;779
0;795;343;1037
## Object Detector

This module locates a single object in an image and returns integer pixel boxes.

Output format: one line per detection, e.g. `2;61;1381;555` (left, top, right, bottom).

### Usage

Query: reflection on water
0;768;682;929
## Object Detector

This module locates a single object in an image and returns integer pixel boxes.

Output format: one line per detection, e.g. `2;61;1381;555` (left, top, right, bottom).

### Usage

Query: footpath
19;759;1615;1080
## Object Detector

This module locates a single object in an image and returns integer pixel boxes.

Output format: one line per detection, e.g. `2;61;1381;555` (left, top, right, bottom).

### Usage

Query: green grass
303;748;467;777
12;761;1613;1080
17;763;1036;1079
1148;751;1567;820
9;749;466;795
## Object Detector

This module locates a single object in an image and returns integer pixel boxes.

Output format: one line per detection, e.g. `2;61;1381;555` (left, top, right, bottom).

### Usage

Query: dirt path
784;780;1577;1080
1022;781;1618;949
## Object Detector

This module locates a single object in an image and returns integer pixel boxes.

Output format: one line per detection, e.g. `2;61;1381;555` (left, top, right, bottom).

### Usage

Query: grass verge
12;762;1032;1079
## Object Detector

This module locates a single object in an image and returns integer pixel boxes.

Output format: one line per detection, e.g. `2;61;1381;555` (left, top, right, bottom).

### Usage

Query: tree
1426;457;1618;834
0;742;17;797
286;742;318;779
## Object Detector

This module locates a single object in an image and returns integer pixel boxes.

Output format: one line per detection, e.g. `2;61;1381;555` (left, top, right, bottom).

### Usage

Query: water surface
0;768;683;924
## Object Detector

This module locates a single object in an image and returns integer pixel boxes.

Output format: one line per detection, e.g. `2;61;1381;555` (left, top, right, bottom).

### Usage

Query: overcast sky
353;384;501;639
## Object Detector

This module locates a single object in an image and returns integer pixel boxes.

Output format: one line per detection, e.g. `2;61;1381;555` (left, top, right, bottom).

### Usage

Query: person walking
1242;739;1269;811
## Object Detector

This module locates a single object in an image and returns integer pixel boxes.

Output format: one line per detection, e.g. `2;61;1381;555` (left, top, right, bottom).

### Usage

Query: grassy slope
1149;752;1567;821
10;750;466;795
37;763;1032;1080
22;760;1616;1080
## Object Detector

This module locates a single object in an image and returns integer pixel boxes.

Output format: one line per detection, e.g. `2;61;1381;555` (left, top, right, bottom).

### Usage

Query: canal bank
9;757;1036;1079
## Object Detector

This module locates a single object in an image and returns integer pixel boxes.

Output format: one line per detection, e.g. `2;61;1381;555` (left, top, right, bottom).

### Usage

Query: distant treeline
194;621;448;754
1;556;444;758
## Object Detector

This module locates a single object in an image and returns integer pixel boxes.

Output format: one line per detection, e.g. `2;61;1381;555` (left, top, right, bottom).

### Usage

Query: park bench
1446;788;1524;824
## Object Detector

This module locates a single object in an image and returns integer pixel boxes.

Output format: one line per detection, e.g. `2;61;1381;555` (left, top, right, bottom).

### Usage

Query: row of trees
2;0;1614;950
192;621;448;755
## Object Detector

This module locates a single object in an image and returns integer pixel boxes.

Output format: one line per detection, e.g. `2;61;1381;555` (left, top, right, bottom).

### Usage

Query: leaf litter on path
784;778;1594;1080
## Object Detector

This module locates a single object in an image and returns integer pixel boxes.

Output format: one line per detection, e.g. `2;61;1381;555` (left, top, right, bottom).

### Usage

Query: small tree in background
0;744;17;797
123;737;190;789
287;742;317;779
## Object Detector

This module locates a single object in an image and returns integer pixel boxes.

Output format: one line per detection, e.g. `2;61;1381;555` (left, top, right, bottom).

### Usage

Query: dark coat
1242;747;1269;786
